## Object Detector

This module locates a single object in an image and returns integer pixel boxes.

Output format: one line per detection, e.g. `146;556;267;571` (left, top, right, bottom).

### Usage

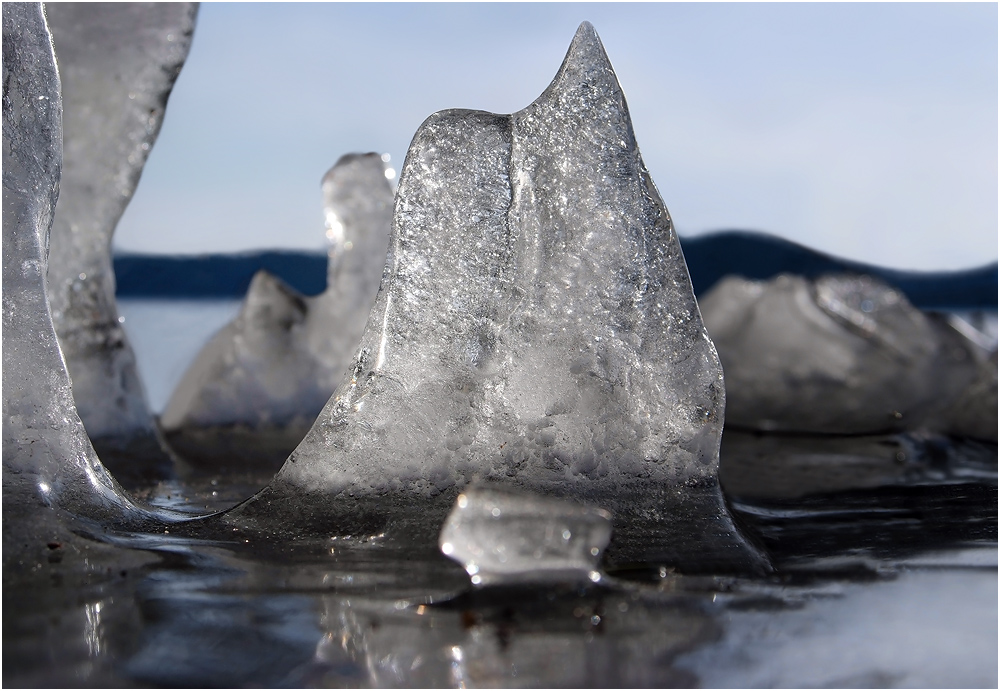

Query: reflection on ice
292;588;716;688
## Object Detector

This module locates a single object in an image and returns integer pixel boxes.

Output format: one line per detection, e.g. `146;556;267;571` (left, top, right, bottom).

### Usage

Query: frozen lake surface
5;298;995;688
118;299;241;412
5;461;995;687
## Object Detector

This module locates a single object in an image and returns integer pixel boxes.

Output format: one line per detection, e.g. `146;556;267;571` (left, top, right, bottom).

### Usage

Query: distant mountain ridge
114;231;998;309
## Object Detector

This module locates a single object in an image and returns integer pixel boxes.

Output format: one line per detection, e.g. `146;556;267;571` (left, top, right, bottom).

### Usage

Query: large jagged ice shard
161;153;394;467
229;23;767;573
44;3;197;482
700;273;989;435
439;488;612;586
2;3;139;543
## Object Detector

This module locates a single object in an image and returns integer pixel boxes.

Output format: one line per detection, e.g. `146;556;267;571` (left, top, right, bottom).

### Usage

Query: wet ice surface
4;453;995;688
675;565;998;688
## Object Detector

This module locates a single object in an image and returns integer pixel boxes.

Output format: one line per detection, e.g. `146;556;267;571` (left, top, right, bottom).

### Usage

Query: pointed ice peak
321;152;395;287
565;20;610;70
536;21;621;106
231;23;767;573
240;270;307;327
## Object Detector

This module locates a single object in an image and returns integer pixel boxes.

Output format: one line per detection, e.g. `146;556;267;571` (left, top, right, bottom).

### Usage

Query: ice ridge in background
681;231;998;310
228;22;767;573
701;273;997;438
45;3;197;484
159;153;394;467
2;3;141;549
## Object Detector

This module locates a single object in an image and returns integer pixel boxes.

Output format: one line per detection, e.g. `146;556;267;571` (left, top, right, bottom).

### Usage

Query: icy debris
438;488;611;585
700;273;989;436
230;23;766;573
160;153;393;466
939;347;998;442
2;3;135;524
44;3;196;480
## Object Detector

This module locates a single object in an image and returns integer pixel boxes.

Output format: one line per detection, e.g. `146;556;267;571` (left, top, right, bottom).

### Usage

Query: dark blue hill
113;231;998;309
114;250;328;299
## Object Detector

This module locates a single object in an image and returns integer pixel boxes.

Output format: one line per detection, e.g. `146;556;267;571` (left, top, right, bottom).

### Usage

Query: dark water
3;430;995;688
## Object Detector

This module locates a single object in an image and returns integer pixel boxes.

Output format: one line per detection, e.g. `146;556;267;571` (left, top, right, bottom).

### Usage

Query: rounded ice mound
701;273;991;436
228;23;767;573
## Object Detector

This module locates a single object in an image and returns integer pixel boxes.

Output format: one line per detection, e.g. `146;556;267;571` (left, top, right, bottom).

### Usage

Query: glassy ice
701;273;995;437
230;23;766;573
160;153;394;466
2;3;137;537
438;488;611;586
44;3;197;480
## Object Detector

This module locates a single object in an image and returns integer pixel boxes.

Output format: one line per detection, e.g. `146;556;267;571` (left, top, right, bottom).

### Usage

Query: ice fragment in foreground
700;273;988;435
438;488;611;585
229;23;767;573
2;3;137;529
44;3;197;481
160;153;393;466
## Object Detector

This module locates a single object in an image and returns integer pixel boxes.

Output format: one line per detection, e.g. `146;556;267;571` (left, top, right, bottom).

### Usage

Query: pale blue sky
115;2;998;271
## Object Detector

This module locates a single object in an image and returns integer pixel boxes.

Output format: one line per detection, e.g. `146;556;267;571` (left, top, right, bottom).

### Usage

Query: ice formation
161;153;394;466
700;273;992;436
229;23;766;573
2;3;138;533
438;488;611;585
44;3;197;481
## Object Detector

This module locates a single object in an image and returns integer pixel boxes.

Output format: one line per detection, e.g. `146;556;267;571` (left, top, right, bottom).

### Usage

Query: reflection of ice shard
297;593;716;687
161;153;393;466
701;274;988;436
2;3;136;530
44;3;197;482
438;489;611;585
230;23;766;573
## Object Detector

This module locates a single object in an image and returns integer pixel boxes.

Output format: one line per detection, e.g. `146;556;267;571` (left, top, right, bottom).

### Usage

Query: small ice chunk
438;488;611;586
45;3;196;479
700;273;985;435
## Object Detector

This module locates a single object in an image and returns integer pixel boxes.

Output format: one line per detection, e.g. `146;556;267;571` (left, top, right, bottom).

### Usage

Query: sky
114;2;998;271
